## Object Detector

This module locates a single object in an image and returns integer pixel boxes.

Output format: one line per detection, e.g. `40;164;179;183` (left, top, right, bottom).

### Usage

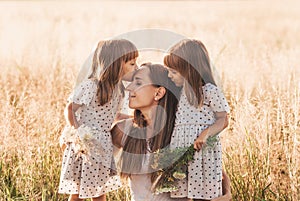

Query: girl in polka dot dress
59;39;138;201
164;39;230;201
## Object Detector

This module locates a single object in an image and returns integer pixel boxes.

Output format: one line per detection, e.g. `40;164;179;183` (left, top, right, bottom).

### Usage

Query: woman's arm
194;111;228;151
115;113;134;121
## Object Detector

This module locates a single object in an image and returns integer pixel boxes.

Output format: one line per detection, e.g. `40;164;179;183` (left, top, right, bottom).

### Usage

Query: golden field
0;1;299;200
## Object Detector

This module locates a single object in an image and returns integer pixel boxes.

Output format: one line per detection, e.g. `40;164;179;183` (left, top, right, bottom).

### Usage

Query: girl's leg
91;194;106;201
198;170;232;201
68;194;83;201
221;170;231;199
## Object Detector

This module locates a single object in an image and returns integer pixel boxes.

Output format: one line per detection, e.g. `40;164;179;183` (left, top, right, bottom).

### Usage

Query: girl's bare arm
194;111;228;151
64;102;81;128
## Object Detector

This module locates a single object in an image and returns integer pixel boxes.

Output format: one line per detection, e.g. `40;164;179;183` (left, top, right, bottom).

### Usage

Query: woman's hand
194;129;209;151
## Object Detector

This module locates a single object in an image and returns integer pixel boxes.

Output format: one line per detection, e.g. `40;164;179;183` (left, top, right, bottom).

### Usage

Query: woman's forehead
133;67;151;81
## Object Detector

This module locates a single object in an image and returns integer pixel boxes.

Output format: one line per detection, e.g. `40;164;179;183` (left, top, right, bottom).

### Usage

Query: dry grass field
0;1;299;200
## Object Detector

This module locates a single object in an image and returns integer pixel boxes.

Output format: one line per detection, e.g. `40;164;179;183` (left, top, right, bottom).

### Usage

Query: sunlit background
0;1;299;200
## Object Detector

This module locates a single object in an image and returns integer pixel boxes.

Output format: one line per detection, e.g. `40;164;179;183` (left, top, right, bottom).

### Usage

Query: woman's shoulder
111;118;134;148
111;118;133;133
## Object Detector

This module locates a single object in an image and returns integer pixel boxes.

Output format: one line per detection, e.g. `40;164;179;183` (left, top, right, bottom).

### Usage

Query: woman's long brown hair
89;39;138;105
164;39;216;108
119;64;180;179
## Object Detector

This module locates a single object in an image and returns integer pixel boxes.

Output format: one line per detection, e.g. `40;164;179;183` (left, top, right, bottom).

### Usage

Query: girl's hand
71;123;79;129
194;112;228;152
61;143;67;152
194;129;209;151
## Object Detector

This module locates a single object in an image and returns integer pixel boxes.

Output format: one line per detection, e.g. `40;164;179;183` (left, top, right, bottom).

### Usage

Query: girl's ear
154;87;166;101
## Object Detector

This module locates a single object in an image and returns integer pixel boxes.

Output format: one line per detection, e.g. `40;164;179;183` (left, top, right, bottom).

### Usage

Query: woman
111;63;231;201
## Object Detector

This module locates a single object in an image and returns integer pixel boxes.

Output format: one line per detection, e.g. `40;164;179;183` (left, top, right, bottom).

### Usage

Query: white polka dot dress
170;83;230;200
59;79;122;199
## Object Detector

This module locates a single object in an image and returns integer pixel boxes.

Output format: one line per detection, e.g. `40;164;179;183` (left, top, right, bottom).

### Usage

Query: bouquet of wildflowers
151;145;195;194
151;135;219;194
60;125;104;162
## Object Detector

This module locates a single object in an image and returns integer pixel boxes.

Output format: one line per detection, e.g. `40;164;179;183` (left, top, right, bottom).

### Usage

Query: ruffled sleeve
205;83;230;113
68;79;97;106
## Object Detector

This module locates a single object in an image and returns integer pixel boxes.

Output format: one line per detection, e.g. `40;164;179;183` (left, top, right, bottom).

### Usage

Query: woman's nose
167;71;172;78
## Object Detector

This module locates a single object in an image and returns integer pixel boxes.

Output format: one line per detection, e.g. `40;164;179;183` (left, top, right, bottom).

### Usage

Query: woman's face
166;67;184;87
126;67;158;112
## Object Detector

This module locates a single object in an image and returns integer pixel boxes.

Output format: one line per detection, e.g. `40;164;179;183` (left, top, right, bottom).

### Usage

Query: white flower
173;171;186;180
154;185;178;194
61;124;106;164
77;125;94;142
60;126;78;145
